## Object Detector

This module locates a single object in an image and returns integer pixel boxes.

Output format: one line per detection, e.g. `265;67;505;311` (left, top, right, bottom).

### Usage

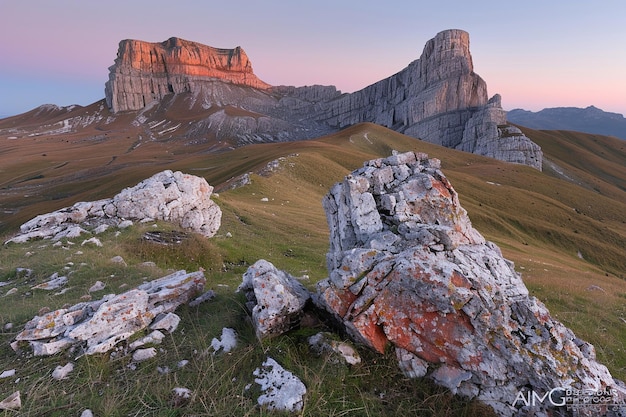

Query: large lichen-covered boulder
316;151;624;416
5;170;221;243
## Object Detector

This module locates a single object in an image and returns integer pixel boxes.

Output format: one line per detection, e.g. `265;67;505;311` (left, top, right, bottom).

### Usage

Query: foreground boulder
13;270;205;356
5;170;221;243
239;260;310;339
315;151;624;416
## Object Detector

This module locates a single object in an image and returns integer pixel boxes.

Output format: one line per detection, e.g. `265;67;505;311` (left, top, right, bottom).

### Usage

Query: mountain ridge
508;106;626;140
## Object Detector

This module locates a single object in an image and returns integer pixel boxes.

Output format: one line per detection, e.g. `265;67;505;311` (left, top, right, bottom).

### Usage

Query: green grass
1;122;625;416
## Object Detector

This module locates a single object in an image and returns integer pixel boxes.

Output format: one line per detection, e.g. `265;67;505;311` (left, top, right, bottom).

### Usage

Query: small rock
0;369;16;379
150;312;180;333
140;261;157;268
4;322;13;330
94;224;109;234
51;362;74;380
211;328;237;353
89;281;106;292
177;360;189;368
225;232;233;238
82;237;103;247
80;410;94;417
171;387;192;407
32;273;68;290
118;220;134;229
0;391;21;411
253;357;306;412
110;255;127;266
129;330;165;350
189;290;216;307
260;197;269;202
132;347;157;362
308;332;361;365
5;288;18;296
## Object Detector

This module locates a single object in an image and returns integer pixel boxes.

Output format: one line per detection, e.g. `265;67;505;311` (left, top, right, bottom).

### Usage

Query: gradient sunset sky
1;0;625;118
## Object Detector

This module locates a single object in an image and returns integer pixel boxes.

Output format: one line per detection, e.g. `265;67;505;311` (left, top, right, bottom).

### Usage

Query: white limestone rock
51;362;74;380
253;357;306;412
132;347;157;362
14;270;205;357
239;260;310;339
0;391;21;411
211;328;237;353
5;170;222;244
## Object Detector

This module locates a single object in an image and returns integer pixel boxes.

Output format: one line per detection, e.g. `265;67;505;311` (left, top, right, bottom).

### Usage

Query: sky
1;0;625;118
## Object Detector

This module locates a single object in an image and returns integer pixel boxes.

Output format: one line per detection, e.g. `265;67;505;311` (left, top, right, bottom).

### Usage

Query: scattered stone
177;360;189;368
4;288;18;296
149;312;180;333
81;237;103;247
4;323;13;331
0;391;21;411
260;197;269;202
211;328;237;353
139;261;158;268
315;151;624;416
239;259;311;339
94;224;109;234
253;357;306;412
189;290;216;307
80;410;94;417
308;332;361;365
89;281;106;292
157;366;170;375
128;330;166;350
51;362;74;380
31;273;68;290
14;270;205;356
118;220;133;229
0;369;16;379
110;255;127;266
171;387;192;407
225;232;233;238
133;347;157;362
4;170;222;244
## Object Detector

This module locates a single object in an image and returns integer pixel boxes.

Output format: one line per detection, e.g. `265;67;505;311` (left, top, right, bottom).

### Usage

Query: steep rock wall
105;37;270;112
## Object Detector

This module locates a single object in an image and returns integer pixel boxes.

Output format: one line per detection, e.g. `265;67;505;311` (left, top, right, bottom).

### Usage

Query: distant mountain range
507;106;626;140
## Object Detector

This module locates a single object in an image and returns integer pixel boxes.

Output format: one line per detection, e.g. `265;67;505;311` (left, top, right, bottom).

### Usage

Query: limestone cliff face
105;37;270;112
310;30;541;169
103;30;542;170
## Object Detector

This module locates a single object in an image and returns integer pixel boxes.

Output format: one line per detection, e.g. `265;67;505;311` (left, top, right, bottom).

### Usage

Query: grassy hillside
1;122;625;416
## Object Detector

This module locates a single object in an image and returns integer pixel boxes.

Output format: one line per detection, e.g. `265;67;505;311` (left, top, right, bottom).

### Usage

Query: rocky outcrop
13;270;206;356
315;151;623;416
105;37;270;112
238;260;311;339
102;30;542;169
5;170;221;243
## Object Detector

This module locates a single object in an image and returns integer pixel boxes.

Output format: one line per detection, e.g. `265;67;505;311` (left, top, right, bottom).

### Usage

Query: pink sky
1;1;625;117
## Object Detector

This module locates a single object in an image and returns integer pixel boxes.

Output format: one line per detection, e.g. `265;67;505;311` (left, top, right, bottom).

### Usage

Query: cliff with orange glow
105;37;270;112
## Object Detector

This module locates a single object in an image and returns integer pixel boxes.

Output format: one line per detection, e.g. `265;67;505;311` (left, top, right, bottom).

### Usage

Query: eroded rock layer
315;151;623;416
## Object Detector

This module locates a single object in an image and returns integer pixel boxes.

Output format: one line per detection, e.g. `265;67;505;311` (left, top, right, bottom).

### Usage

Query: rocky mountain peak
105;37;270;112
420;29;475;84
